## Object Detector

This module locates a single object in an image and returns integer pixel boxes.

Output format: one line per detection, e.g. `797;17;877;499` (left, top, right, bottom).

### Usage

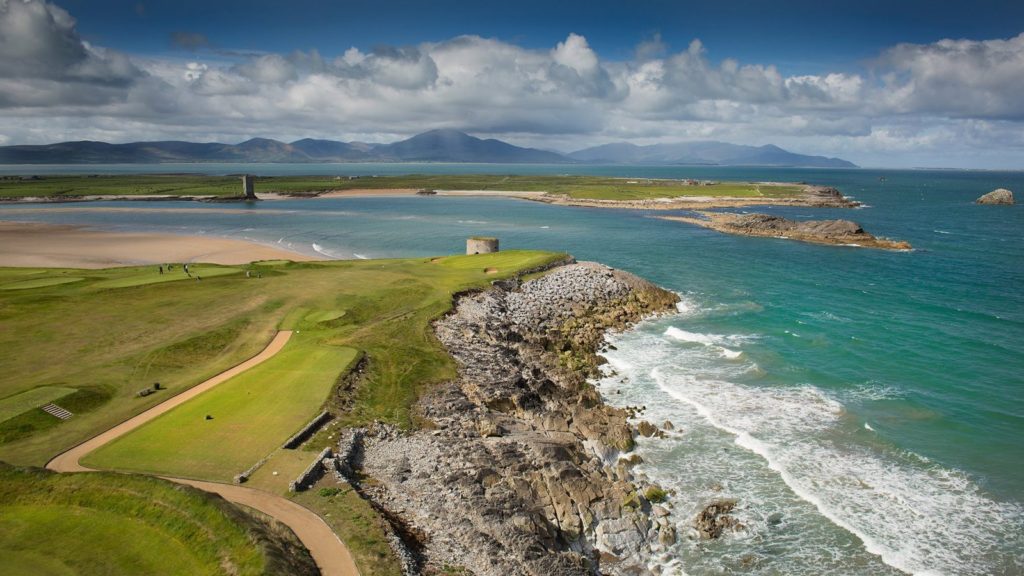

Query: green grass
0;387;77;422
84;340;359;481
0;173;807;201
293;482;403;576
0;251;563;470
0;388;111;446
91;266;241;289
0;463;304;576
0;276;84;290
0;251;564;576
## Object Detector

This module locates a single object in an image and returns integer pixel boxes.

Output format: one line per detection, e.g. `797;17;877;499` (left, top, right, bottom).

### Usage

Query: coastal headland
0;226;693;574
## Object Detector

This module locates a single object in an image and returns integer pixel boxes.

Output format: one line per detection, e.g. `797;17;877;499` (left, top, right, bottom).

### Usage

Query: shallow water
2;165;1022;575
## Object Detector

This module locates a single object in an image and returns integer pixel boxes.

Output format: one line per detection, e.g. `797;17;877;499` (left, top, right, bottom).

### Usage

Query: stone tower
466;237;499;254
241;175;256;199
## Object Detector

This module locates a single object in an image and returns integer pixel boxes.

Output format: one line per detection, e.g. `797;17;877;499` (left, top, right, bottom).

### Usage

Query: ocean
1;164;1021;575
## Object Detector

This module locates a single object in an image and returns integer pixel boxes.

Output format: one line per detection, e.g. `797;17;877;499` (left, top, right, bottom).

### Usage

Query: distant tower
467;237;499;255
241;175;256;199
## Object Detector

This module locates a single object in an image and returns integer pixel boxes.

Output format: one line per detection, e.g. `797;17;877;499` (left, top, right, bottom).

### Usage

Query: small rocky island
663;212;912;250
976;188;1015;205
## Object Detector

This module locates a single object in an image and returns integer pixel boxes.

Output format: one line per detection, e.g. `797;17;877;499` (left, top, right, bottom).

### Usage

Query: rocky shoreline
662;211;912;251
337;261;681;575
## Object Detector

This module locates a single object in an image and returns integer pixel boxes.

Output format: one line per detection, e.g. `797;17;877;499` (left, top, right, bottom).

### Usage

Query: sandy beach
0;221;316;268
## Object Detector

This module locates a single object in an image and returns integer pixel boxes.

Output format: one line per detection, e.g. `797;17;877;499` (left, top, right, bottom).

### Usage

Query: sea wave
311;243;341;259
601;323;1024;576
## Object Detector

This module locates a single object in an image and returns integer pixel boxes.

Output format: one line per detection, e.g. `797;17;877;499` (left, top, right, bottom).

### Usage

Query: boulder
976;188;1015;205
694;499;742;539
636;420;661;438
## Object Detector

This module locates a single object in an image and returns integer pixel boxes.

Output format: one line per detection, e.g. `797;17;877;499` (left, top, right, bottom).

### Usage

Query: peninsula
0;238;686;574
0;173;857;210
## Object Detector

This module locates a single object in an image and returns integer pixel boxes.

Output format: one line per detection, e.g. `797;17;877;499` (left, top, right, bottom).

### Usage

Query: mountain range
0;129;856;167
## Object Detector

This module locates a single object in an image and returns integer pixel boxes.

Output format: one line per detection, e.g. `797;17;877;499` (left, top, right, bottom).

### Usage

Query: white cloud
875;33;1024;119
552;33;599;73
233;54;297;84
0;0;1022;167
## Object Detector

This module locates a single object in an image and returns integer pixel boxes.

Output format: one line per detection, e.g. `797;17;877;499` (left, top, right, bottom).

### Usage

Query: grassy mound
0;463;317;576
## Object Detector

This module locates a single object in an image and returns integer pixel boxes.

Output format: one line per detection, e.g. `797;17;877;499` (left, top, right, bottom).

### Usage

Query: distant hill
568;141;857;168
0;130;569;164
374;129;566;163
0;131;856;167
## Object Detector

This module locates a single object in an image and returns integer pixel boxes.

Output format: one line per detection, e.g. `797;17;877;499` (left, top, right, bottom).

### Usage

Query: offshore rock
694;499;742;540
356;262;679;576
976;188;1015;205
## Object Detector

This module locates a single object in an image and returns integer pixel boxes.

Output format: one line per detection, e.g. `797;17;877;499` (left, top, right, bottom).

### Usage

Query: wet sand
0;221;316;268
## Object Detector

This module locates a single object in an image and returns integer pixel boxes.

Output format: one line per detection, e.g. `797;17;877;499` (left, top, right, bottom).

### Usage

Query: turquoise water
1;166;1022;575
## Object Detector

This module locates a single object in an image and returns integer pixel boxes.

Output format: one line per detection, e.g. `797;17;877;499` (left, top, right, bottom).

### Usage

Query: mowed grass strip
0;276;85;290
84;338;358;481
0;463;293;576
0;386;77;423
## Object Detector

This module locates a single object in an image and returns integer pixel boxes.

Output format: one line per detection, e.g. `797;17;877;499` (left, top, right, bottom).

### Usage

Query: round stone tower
466;237;499;255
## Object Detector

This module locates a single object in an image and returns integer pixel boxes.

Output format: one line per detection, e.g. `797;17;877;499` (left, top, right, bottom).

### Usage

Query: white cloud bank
0;0;1022;167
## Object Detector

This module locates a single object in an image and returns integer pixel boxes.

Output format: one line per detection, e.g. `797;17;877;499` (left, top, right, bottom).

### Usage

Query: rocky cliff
346;262;680;575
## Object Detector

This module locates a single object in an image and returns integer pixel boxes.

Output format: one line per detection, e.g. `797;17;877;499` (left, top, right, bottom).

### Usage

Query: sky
1;0;1023;168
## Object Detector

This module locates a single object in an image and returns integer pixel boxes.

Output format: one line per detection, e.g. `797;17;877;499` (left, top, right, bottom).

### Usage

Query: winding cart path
46;330;359;576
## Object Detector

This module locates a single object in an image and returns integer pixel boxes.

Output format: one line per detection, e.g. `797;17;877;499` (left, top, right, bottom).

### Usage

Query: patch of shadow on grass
0;386;111;445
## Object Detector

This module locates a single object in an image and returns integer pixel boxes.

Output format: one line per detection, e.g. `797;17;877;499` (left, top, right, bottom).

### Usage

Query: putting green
0;387;77;423
84;337;358;481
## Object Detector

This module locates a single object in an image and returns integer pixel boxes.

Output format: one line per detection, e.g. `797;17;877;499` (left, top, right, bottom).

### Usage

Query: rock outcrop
349;262;680;575
662;212;912;250
976;188;1015;205
694;499;742;540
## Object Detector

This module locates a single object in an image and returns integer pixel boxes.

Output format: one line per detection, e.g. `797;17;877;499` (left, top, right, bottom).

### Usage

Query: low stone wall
234;452;274;484
288;447;333;492
283;411;332;449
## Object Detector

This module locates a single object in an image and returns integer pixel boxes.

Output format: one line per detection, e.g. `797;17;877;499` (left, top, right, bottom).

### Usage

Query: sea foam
601;321;1024;576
